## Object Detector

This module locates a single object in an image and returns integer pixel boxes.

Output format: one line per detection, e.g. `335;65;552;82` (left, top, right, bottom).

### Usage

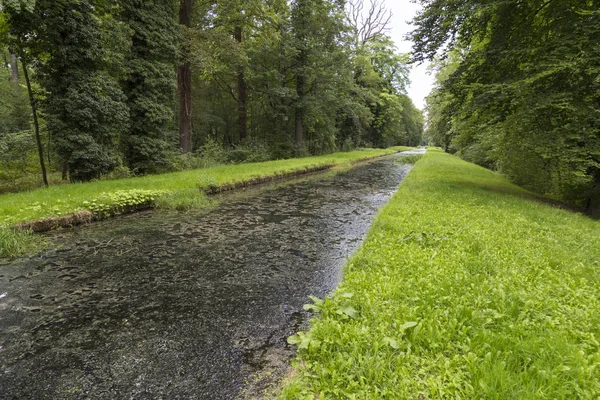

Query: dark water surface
0;155;414;399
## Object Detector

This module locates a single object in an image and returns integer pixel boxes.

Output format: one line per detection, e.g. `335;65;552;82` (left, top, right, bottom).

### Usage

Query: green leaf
383;337;400;349
399;321;418;332
287;335;302;345
337;306;358;319
303;303;321;312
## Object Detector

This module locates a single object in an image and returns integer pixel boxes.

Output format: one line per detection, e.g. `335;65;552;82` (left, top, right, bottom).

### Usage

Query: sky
384;0;434;110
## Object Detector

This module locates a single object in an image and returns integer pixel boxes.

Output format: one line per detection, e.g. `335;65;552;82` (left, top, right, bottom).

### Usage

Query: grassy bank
280;149;600;399
0;148;408;257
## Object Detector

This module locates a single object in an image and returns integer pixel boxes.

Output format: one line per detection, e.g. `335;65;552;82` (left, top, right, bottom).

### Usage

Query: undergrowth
279;149;600;399
82;189;168;218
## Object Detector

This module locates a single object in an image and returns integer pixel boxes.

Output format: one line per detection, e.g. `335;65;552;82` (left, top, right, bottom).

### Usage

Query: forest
0;0;424;189
418;0;600;212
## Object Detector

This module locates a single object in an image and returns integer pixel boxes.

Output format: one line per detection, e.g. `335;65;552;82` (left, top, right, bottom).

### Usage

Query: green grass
0;148;410;257
279;149;600;399
0;148;408;227
395;154;423;165
0;228;44;258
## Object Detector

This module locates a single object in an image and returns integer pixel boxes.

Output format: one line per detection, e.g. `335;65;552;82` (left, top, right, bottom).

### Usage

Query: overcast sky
384;0;434;110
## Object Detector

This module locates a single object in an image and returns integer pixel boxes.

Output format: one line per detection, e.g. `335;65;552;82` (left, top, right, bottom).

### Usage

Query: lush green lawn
280;149;600;399
0;148;409;257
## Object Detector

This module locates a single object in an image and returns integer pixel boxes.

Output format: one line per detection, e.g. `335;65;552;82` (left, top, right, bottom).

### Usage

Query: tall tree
8;53;17;83
290;0;309;147
20;55;47;187
178;0;193;153
120;0;178;173
6;0;129;182
413;0;600;209
347;0;392;47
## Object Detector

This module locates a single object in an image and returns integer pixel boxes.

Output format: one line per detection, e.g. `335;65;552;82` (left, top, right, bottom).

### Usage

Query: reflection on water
0;154;415;399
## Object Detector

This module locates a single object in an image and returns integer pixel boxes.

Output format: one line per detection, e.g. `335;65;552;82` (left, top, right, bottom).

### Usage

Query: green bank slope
280;149;600;399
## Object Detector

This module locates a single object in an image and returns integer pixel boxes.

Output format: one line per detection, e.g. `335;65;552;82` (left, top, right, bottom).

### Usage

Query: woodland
418;0;600;212
0;0;424;189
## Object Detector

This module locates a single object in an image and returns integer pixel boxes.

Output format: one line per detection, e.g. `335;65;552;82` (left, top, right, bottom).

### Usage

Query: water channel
0;152;419;399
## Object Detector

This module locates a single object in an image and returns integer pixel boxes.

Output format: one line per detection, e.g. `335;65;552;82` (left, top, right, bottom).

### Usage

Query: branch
346;0;392;46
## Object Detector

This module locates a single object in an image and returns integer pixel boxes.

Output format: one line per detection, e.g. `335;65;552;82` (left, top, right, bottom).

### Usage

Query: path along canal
0;151;422;399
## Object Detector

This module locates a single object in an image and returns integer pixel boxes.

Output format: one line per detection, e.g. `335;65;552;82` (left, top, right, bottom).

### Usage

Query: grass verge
279;149;600;399
0;147;409;256
0;228;45;258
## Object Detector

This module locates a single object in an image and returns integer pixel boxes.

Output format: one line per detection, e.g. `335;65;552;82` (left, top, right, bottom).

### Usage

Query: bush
200;137;228;167
103;165;133;180
226;140;271;164
341;137;354;152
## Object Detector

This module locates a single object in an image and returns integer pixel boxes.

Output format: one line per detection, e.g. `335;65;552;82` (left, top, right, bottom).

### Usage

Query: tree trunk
21;59;48;188
585;171;600;219
10;54;19;83
234;25;248;142
62;162;68;181
178;0;193;153
294;50;307;147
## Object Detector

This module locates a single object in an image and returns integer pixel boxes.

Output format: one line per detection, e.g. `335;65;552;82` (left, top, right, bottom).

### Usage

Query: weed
155;188;213;212
82;189;167;218
0;227;44;258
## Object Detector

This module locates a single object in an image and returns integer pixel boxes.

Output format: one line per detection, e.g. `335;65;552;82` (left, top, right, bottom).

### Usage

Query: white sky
385;0;433;110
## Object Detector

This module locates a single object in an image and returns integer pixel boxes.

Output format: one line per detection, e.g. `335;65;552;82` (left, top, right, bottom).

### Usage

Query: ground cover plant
0;147;409;257
0;227;43;258
280;149;600;399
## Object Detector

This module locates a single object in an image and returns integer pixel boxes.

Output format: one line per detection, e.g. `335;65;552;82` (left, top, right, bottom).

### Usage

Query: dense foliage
414;0;600;211
0;0;423;185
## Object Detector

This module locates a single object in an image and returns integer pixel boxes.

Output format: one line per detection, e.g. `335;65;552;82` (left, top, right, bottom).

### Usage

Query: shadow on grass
449;179;583;214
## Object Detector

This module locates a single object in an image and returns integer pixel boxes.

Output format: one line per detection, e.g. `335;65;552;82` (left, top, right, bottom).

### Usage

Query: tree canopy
414;0;600;210
0;0;423;185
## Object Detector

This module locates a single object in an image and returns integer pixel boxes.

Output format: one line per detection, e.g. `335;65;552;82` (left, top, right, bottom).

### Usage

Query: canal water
0;152;418;399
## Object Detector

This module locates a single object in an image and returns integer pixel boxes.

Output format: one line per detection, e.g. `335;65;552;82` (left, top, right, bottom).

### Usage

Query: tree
412;0;600;209
5;0;129;182
178;0;194;153
20;55;47;186
120;0;178;173
290;0;353;150
346;0;392;47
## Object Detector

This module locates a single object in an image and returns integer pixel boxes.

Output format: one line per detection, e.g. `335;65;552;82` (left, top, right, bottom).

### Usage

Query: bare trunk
178;62;192;153
585;171;600;219
294;102;303;146
178;0;193;153
10;54;19;83
234;26;247;142
62;162;68;181
294;50;307;147
21;59;48;187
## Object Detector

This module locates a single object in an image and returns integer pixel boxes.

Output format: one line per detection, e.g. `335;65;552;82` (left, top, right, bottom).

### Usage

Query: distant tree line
413;0;599;212
0;0;423;184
